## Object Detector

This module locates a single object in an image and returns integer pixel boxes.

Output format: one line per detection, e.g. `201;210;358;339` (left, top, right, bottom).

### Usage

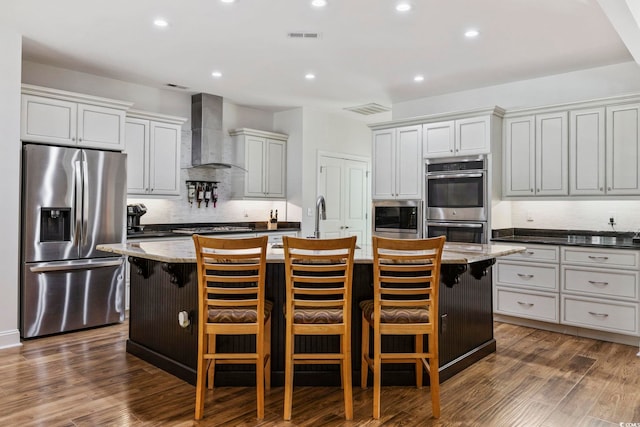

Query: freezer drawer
21;258;125;338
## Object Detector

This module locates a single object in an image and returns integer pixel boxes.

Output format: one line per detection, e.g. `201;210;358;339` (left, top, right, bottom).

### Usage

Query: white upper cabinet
504;112;568;196
230;128;288;199
423;116;491;158
606;103;640;195
125;110;186;196
21;84;132;151
372;125;422;200
569;108;605;195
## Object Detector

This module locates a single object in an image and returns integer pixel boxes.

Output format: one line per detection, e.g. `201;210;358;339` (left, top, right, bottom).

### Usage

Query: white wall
0;28;22;349
394;61;640;232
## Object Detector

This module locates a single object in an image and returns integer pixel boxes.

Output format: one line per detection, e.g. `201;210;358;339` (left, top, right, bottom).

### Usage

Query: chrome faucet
313;195;326;239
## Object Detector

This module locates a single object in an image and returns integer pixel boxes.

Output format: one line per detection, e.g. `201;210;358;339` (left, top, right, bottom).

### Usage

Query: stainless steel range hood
191;93;236;169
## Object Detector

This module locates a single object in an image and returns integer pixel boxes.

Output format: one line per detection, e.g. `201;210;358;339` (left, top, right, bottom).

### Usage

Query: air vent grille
344;103;391;115
287;32;321;39
166;83;188;90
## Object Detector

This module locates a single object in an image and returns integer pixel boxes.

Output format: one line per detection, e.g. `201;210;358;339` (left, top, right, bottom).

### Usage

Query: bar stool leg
373;328;382;419
342;331;353;420
283;322;294;420
195;332;207;420
429;333;441;418
207;335;215;389
360;313;370;389
415;334;423;388
265;316;272;390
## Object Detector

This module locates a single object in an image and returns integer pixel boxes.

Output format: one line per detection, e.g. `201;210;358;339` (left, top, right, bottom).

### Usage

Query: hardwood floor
1;321;639;426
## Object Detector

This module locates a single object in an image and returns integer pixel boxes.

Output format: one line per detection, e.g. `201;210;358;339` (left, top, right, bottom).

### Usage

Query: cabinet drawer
562;247;639;268
495;287;559;322
561;295;639;335
499;244;559;263
496;261;559;291
562;266;638;300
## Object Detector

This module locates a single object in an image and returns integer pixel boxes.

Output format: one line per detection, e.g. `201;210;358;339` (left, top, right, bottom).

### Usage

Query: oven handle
427;222;484;228
427;173;484;179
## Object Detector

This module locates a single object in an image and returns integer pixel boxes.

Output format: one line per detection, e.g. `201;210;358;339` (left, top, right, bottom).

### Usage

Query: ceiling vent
287;32;321;39
166;83;188;90
344;103;391;115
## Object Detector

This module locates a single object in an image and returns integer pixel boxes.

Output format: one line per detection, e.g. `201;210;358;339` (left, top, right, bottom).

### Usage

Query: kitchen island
98;240;524;386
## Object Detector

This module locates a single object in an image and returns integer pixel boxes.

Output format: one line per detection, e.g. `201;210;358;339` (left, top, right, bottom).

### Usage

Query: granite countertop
126;221;301;240
97;241;526;265
492;228;640;249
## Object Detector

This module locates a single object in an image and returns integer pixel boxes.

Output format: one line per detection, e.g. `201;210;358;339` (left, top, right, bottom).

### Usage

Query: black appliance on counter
425;155;488;244
127;203;147;233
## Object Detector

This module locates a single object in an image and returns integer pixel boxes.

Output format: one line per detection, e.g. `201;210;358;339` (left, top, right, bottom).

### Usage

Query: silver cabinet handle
428;173;483;179
78;137;82;142
523;251;535;255
517;273;534;279
608;187;612;191
530;188;534;192
517;301;534;307
588;311;609;318
588;255;609;261
588;280;609;286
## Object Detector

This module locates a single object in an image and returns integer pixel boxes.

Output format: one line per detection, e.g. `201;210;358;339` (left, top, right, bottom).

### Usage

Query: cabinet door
606;104;640;195
21;95;77;145
569;108;605;195
456;116;490;156
504;116;535;196
372;129;396;199
395;125;422;199
149;122;181;195
77;104;126;150
245;136;267;197
265;139;286;198
423;121;454;158
536;112;568;195
124;118;150;195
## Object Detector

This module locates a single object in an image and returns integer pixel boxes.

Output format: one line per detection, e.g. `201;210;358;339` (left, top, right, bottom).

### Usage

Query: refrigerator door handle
81;153;89;246
74;160;83;246
29;258;123;273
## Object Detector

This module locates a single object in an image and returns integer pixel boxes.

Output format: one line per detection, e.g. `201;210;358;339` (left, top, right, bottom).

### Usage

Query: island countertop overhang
97;240;526;265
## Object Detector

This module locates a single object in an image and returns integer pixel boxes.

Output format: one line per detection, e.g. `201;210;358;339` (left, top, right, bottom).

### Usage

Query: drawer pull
587;280;609;286
523;251;535;255
517;273;534;279
517;301;534;307
587;255;609;261
588;311;609;318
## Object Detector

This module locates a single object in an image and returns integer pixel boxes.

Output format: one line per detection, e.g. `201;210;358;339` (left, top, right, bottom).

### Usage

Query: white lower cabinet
494;243;560;323
561;295;638;335
495;243;640;338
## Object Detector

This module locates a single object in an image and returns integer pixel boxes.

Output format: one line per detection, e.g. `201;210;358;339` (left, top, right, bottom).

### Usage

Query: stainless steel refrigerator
21;144;127;338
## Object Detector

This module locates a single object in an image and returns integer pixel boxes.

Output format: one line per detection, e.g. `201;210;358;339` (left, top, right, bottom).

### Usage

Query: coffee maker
127;203;147;233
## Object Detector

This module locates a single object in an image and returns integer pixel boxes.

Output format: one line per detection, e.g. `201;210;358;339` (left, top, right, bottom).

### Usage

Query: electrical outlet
608;211;616;226
307;207;313;217
526;211;534;222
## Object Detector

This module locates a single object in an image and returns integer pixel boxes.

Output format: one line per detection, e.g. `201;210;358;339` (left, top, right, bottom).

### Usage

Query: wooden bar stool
360;235;445;419
282;236;357;421
192;235;272;420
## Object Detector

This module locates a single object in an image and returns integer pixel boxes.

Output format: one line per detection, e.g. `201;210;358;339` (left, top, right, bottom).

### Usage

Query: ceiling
2;0;638;115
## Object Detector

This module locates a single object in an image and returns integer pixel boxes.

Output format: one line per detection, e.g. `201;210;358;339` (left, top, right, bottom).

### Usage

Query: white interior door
318;153;369;244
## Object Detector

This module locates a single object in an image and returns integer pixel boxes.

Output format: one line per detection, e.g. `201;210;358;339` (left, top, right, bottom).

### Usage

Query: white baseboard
0;329;22;350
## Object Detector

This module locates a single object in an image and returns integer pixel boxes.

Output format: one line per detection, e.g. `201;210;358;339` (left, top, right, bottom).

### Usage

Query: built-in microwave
425;156;487;222
372;200;422;239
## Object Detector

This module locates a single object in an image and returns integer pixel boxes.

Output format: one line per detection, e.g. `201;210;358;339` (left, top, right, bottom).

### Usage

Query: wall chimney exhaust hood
191;93;241;169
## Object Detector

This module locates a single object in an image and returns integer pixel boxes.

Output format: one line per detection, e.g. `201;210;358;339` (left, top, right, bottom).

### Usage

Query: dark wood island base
126;259;496;387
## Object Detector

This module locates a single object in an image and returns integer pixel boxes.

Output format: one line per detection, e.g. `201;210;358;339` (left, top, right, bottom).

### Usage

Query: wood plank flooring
0;321;639;426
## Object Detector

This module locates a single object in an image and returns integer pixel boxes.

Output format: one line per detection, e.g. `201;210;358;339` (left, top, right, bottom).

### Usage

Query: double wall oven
425;156;488;244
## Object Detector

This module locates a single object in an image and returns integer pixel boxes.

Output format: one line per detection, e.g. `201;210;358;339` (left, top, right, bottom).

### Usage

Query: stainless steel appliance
372;200;421;239
425;156;487;222
426;156;488;243
426;221;487;244
21;144;127;338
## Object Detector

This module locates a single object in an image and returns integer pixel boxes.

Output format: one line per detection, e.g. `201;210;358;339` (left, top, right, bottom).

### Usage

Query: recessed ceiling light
311;0;327;7
211;71;222;78
153;18;169;28
465;29;479;38
414;75;425;82
305;73;316;80
220;0;236;3
396;2;412;12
